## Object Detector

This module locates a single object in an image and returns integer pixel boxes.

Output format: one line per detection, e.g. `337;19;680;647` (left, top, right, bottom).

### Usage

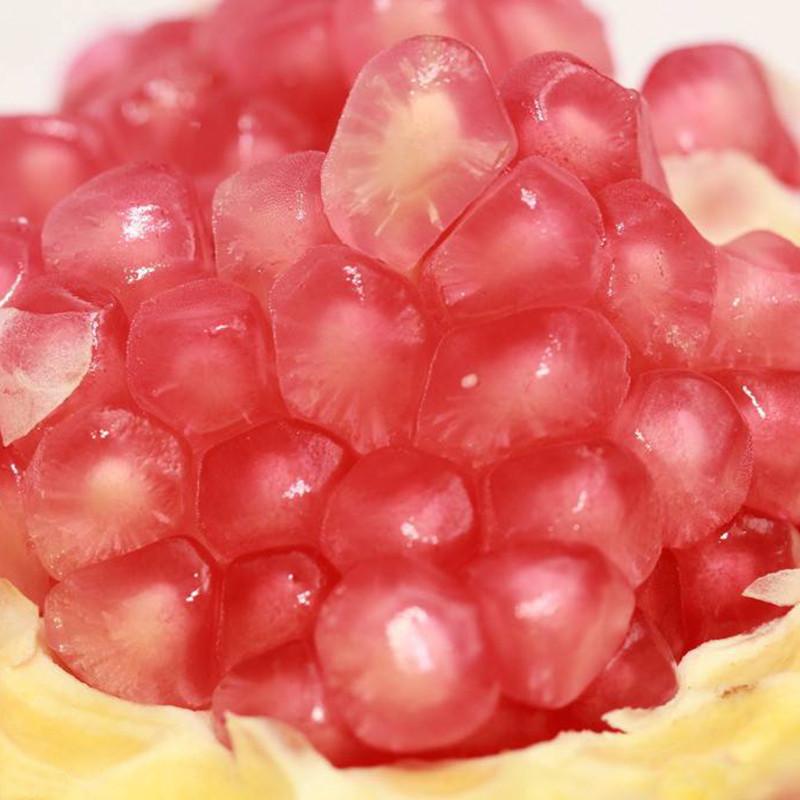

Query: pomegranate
0;0;798;779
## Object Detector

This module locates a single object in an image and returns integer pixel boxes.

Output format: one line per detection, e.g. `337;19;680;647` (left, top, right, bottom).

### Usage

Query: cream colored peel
664;150;800;246
3;579;800;799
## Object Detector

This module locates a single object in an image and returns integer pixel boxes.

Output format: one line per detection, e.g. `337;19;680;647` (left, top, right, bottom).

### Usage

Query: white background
0;0;797;111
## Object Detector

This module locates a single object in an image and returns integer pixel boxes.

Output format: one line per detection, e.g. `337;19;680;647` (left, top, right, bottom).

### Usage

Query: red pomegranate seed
501;53;665;193
321;447;478;572
332;0;501;81
420;155;605;322
198;0;347;148
703;248;800;370
0;279;128;449
314;558;499;753
676;511;800;647
62;19;196;111
24;407;190;579
712;370;800;521
270;245;433;453
725;230;800;274
642;44;800;186
8;276;128;457
435;699;562;759
636;550;687;660
44;537;219;708
569;612;678;728
0;116;109;224
212;641;371;766
0;446;49;605
234;99;318;168
597;180;718;369
128;278;283;447
415;306;629;467
467;543;634;709
80;51;239;179
213;151;337;312
483;439;663;586
62;29;133;111
220;551;331;672
610;370;753;548
42;163;212;315
321;35;517;273
198;420;350;561
486;0;614;78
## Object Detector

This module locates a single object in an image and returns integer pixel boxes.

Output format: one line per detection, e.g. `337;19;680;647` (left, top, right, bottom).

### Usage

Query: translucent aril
415;306;629;467
24;407;190;579
321;447;478;571
321;35;517;273
314;558;499;753
610;370;753;548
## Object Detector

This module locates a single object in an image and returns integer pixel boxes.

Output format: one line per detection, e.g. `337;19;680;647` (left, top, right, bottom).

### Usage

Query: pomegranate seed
234;100;318;168
725;230;800;274
0;278;127;449
321;35;517;273
643;44;800;186
0;446;49;605
270;245;433;453
415;306;629;467
213;152;337;312
9;277;128;458
42;163;212;315
712;369;800;521
212;641;371;766
0;219;41;308
44;537;218;708
483;439;663;586
636;550;687;660
314;558;499;753
486;0;614;78
332;0;502;81
569;612;678;728
420;155;605;322
610;370;753;548
128;278;283;447
220;551;331;671
80;51;239;179
676;510;800;647
198;420;350;562
434;700;562;759
0;116;109;224
467;543;634;708
501;53;665;193
703;248;800;370
62;19;196;111
597;180;717;369
61;29;133;111
198;0;347;148
321;447;478;572
24;407;190;579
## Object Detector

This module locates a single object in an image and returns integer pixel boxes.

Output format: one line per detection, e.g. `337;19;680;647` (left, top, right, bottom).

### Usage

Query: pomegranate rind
664;150;800;246
3;578;800;798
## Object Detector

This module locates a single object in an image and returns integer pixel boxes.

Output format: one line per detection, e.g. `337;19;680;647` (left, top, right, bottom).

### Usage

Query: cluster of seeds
1;0;800;768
